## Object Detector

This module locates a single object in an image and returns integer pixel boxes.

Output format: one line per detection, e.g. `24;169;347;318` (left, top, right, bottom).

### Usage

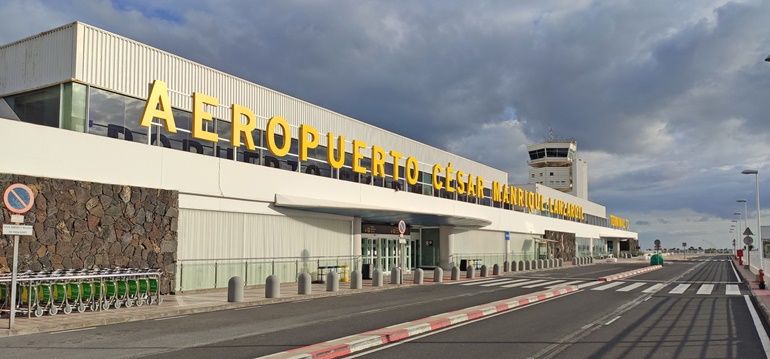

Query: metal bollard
434;267;444;283
390;267;401;285
265;275;280;298
467;265;476;279
350;270;362;289
414;268;424;284
326;271;339;292
480;265;489;277
373;268;383;287
298;272;311;295
228;276;244;302
503;261;510;272
451;266;460;280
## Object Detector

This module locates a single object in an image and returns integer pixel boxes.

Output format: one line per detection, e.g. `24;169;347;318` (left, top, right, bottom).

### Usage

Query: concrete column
434;267;444;283
326;272;339;292
414;268;424;284
298;272;311;295
350;270;362;289
372;268;383;287
352;217;362;270
265;275;280;298
439;226;453;270
228;276;243;302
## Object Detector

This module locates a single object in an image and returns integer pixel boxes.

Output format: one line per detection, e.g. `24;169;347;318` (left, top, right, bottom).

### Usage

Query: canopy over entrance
274;194;492;227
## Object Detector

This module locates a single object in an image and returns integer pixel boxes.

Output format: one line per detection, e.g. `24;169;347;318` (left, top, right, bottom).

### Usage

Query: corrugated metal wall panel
451;229;505;254
177;209;351;260
72;23;506;182
0;23;76;96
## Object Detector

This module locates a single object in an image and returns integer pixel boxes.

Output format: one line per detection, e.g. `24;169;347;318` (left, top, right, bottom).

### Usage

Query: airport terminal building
0;23;637;293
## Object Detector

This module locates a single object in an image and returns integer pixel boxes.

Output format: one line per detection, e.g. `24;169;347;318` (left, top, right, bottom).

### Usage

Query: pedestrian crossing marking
501;279;546;288
593;282;626;291
577;281;603;289
642;283;666;293
461;278;510;286
523;280;565;289
546;280;584;289
726;284;741;295
617;282;647;292
669;284;691;294
481;279;529;287
696;284;714;295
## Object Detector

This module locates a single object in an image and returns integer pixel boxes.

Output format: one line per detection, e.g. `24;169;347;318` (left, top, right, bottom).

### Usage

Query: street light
738;199;749;235
742;169;763;271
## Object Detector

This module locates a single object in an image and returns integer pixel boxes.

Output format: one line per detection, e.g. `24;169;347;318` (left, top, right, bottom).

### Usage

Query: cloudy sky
3;0;770;249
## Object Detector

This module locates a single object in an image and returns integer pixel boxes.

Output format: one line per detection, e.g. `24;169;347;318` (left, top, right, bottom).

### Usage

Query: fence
449;253;538;269
177;255;361;291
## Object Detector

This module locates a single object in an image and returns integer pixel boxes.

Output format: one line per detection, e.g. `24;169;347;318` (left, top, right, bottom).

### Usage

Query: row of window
528;147;570;160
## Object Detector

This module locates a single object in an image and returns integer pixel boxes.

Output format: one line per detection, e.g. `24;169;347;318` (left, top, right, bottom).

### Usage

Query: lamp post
742;169;763;271
738;199;749;232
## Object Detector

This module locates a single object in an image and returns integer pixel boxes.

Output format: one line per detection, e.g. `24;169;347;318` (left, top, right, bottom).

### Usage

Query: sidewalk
731;257;770;323
0;263;581;337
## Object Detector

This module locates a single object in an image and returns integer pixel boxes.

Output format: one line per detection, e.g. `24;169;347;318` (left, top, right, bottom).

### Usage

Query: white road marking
547;280;584;289
696;284;714;295
726;284;741;295
616;282;646;292
729;260;741;282
668;284;691;294
592;282;626;291
642;283;666;293
744;295;770;357
154;315;189;321
605;316;621;325
577;281;603;289
50;327;95;334
234;306;262;311
501;279;546;288
480;279;529;287
523;280;566;288
343;291;579;359
461;278;508;286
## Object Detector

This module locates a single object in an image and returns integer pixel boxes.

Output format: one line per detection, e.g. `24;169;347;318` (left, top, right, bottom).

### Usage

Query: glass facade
0;82;626;231
4;85;60;128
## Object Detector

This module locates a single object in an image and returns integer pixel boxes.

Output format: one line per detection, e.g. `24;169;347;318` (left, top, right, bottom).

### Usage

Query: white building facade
0;23;636;292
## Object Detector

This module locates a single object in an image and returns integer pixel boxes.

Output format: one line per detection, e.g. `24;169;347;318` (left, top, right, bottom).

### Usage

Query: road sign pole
8;234;19;329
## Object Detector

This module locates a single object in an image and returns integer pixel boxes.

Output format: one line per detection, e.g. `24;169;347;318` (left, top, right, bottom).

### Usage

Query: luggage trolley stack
0;267;163;318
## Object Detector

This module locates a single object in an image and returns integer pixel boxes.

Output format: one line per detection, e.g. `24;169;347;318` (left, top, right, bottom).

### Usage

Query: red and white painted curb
598;265;662;282
257;285;579;359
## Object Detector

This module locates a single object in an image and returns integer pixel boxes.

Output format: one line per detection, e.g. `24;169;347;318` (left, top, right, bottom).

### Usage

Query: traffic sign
2;224;33;236
398;220;406;235
744;236;754;245
505;232;510;241
744;227;754;236
3;183;34;214
654;239;661;246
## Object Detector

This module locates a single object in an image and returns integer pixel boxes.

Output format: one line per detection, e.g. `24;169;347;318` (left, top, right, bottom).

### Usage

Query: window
549;172;554;176
62;83;87;132
4;85;60;128
88;87;148;144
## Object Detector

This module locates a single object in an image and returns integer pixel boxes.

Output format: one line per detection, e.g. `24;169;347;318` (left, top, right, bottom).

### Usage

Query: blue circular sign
3;183;35;214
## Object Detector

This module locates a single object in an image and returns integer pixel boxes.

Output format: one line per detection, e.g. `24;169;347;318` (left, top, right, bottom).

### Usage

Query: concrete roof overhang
274;194;492;227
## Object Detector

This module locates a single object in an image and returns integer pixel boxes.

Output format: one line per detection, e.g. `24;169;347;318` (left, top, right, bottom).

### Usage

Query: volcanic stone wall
0;174;178;293
545;230;576;261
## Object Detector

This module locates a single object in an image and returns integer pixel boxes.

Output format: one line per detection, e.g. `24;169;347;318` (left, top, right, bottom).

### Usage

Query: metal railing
177;255;361;291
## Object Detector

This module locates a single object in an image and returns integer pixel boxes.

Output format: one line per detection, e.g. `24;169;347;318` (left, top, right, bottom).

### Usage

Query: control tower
527;139;588;199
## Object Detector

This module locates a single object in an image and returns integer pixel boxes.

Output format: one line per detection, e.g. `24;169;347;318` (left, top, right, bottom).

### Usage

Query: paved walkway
0;263;581;337
732;257;770;322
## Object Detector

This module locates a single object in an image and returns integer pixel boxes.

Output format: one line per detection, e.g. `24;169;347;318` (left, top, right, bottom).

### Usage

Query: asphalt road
357;256;770;359
2;258;765;359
